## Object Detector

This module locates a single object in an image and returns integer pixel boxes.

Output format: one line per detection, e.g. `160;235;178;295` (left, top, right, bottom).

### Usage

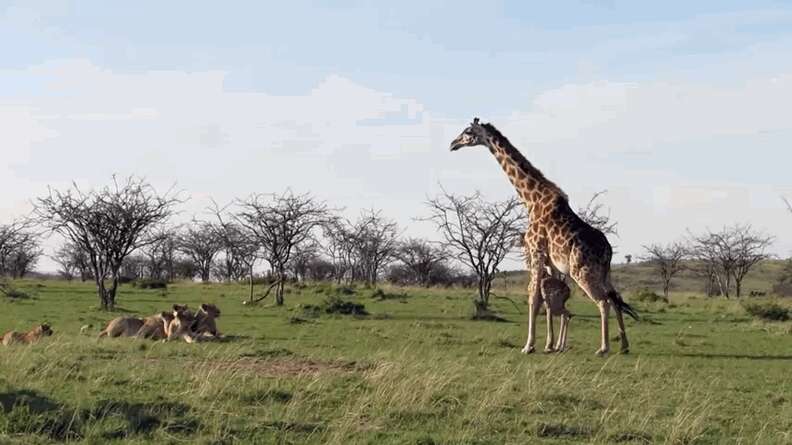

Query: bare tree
641;242;688;301
353;209;399;286
578;190;617;236
177;221;223;282
287;239;322;282
394;238;448;287
51;240;92;282
323;219;359;284
423;189;524;318
730;225;774;298
34;176;179;310
234;190;330;305
139;227;179;281
689;224;773;298
0;228;42;278
625;254;632;265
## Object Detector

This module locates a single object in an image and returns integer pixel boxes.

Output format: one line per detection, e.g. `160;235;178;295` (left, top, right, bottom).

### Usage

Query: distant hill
496;259;790;297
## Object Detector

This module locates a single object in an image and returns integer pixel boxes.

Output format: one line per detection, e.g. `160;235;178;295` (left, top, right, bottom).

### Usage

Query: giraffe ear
473;117;480;125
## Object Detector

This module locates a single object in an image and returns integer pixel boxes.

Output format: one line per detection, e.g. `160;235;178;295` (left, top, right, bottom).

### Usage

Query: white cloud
2;59;792;272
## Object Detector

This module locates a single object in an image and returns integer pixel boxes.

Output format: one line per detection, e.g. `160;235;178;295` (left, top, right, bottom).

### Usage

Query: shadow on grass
645;352;792;361
0;389;199;441
0;389;81;440
90;399;199;439
0;389;60;414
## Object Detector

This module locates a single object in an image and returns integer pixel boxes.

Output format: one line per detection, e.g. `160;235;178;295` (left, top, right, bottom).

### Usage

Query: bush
0;281;32;299
323;296;368;316
132;279;168;290
632;288;666;303
368;288;408;301
743;302;790;322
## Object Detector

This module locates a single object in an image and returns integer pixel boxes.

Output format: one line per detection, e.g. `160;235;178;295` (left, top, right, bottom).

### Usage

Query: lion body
2;324;53;346
98;317;144;338
192;304;221;338
136;312;174;340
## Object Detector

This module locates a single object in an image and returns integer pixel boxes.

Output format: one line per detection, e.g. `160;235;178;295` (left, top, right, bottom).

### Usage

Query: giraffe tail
608;291;639;321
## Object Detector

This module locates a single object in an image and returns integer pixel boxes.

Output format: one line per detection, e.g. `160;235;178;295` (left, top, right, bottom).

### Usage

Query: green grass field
1;275;792;444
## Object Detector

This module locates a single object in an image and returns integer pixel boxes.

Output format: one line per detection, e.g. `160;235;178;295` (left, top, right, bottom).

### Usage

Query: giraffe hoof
595;349;609;357
620;348;630;355
543;347;556;354
521;346;536;354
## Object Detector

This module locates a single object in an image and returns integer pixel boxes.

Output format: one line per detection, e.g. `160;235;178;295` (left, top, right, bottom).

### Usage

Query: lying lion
191;303;221;338
2;323;53;346
99;305;188;339
165;306;196;343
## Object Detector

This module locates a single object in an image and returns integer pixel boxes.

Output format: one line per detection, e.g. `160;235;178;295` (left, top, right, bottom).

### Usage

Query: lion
98;317;144;338
136;305;187;340
165;307;196;343
191;303;221;338
2;323;53;346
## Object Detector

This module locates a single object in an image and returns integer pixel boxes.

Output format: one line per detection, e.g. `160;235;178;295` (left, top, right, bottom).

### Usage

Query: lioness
166;307;196;343
2;324;53;346
191;303;221;338
136;305;187;340
98;317;144;338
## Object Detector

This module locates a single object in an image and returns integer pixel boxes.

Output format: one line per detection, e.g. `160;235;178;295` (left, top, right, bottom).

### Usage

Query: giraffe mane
481;122;569;201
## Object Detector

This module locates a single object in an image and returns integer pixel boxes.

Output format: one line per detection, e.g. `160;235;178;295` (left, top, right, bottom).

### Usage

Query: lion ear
201;303;209;311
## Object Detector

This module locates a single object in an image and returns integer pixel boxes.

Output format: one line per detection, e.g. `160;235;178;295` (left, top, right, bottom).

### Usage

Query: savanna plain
1;263;792;445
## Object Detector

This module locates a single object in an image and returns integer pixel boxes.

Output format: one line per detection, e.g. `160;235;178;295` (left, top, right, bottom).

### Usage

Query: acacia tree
641;242;687;301
0;227;42;278
235;191;330;305
578;190;618;236
394;238;448;287
51;240;92;281
730;225;773;298
177;221;222;282
689;224;773;298
287;239;322;282
34;177;179;310
353;209;399;286
323;219;360;284
211;202;261;302
139;228;179;281
423;189;524;318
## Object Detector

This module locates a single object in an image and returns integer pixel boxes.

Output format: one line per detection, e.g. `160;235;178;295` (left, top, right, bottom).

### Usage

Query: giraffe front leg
596;300;611;356
544;307;555;353
521;299;540;354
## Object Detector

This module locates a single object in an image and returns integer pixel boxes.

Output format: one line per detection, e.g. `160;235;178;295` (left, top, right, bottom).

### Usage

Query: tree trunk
735;278;743;299
248;264;254;303
275;267;285;305
97;280;108;310
106;276;119;310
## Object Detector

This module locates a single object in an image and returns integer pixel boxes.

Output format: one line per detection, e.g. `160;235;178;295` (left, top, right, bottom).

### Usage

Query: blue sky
2;1;792;270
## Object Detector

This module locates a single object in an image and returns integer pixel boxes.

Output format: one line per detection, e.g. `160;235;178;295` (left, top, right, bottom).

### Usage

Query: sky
2;0;792;272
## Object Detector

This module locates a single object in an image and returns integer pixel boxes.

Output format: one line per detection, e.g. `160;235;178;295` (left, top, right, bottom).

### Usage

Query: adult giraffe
450;118;638;356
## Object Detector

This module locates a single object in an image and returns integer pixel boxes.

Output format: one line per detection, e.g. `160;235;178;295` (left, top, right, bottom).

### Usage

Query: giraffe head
449;117;488;151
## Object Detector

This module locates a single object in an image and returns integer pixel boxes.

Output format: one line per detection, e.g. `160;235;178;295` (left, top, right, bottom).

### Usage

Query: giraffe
539;260;573;353
450;118;638;356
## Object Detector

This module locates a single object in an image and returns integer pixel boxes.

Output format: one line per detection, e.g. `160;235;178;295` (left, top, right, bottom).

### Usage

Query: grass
1;278;792;444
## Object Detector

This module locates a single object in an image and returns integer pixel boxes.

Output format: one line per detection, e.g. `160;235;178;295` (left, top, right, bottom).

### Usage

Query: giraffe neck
483;132;566;214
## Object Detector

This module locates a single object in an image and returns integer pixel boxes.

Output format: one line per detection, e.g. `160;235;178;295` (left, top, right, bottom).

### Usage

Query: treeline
3;175;786;313
3;176;505;310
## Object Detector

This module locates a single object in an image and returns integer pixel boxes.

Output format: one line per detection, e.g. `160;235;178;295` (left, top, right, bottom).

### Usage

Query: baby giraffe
540;270;573;353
